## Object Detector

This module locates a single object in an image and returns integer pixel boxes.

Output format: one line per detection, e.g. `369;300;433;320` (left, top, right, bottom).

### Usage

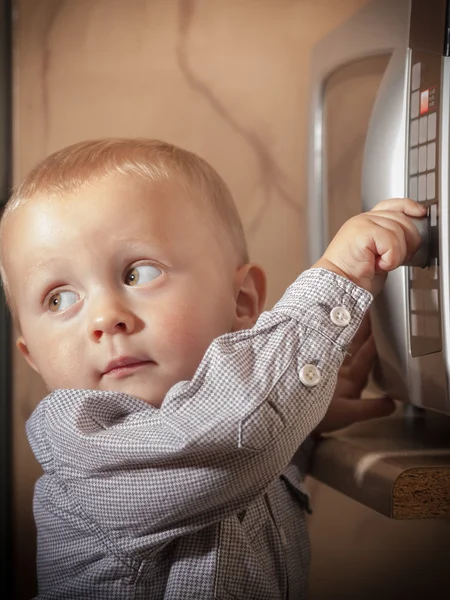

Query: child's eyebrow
23;256;60;286
119;235;164;247
24;241;166;285
118;237;167;257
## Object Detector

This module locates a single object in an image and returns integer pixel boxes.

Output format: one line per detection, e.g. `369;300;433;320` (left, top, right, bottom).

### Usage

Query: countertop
309;408;450;519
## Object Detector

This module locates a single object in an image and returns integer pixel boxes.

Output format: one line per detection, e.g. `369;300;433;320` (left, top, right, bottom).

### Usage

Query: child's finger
367;211;424;241
363;213;422;265
371;197;427;217
359;221;407;270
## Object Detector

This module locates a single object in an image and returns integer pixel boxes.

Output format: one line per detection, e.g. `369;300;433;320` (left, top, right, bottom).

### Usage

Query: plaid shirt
26;269;371;599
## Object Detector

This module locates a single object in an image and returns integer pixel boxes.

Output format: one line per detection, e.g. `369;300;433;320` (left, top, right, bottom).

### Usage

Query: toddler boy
0;138;425;599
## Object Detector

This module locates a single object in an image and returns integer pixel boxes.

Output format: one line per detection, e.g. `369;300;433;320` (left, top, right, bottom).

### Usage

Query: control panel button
426;288;439;311
418;174;427;201
411;91;420;119
430;203;437;226
411;62;421;91
419;116;428;144
409;176;418;201
427;142;436;170
427;172;435;200
410;148;418;175
410;119;419;147
410;289;424;310
418;145;427;173
425;316;440;338
411;314;425;336
427;112;437;140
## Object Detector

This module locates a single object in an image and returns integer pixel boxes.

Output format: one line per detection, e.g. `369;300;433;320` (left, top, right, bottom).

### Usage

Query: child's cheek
39;334;84;390
156;310;212;376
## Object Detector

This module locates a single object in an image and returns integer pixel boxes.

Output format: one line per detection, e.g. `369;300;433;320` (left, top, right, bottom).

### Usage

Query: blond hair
0;138;249;311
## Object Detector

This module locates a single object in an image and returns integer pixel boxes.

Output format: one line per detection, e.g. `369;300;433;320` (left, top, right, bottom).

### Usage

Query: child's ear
16;336;40;374
232;263;267;331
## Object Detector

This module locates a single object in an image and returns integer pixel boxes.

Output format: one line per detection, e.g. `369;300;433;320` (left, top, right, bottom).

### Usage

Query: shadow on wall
175;0;302;238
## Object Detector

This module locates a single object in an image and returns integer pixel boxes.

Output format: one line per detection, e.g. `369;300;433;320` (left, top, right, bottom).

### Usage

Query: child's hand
312;314;395;437
314;198;427;295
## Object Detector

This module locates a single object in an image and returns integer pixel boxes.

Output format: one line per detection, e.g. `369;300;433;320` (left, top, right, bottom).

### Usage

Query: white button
299;364;321;387
330;306;351;327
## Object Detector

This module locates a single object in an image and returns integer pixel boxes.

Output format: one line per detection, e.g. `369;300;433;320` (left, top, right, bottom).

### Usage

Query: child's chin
106;380;167;408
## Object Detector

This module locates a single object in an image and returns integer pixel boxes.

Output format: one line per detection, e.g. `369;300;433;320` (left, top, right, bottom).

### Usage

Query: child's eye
125;265;162;286
48;290;78;312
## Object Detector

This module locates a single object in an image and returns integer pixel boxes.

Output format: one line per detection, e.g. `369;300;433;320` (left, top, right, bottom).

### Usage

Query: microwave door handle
307;0;410;264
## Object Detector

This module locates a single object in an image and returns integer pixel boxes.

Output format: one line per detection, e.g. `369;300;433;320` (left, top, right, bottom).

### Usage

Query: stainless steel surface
404;217;430;268
362;36;450;413
438;56;450;411
308;0;450;415
404;43;449;412
307;0;411;265
310;411;450;519
361;46;412;403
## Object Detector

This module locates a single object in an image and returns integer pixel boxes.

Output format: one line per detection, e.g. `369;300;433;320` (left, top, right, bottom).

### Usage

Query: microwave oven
307;0;450;415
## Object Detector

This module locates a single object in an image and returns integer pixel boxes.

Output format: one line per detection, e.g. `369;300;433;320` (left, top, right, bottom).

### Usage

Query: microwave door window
324;54;391;242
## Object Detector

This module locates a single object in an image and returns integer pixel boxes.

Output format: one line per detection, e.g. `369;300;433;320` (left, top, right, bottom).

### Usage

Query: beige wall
11;1;450;599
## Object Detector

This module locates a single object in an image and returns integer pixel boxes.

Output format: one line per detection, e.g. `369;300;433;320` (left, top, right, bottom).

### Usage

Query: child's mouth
102;357;154;378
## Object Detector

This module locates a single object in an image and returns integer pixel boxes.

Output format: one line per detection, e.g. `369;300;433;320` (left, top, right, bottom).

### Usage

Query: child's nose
88;296;139;341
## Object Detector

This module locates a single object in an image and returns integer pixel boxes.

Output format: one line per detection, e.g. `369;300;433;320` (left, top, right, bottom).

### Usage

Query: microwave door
307;0;411;265
364;1;450;415
361;47;418;406
308;0;450;415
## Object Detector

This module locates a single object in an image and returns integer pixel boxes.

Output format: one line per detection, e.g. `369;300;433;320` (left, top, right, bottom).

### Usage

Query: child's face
4;175;247;406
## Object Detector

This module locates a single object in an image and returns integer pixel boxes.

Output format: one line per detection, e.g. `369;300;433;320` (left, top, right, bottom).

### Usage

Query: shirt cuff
272;268;373;348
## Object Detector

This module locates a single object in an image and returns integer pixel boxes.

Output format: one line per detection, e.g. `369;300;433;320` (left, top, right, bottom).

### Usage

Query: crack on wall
41;0;65;154
176;0;302;238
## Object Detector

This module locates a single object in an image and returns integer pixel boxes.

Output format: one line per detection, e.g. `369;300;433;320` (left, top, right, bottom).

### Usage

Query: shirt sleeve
26;268;372;555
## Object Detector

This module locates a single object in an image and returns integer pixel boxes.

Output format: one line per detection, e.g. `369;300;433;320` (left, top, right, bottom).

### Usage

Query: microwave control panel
407;50;442;357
